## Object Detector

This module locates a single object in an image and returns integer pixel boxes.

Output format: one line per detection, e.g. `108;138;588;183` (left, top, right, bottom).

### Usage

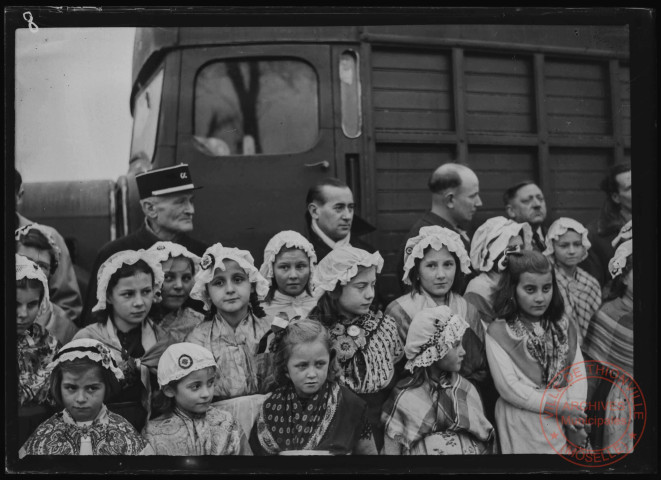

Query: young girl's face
337;266;376;318
166;366;216;415
161;256;194;311
273;248;311;297
553;230;584;269
61;366;107;422
107;272;154;331
436;339;466;373
516;271;553;321
207;260;252;316
16;286;41;335
418;246;456;300
286;339;330;398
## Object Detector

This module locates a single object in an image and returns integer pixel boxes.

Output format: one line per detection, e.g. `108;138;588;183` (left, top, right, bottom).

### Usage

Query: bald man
396;162;482;293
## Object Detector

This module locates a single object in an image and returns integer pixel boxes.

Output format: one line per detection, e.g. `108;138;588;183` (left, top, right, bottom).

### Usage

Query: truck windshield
193;57;318;156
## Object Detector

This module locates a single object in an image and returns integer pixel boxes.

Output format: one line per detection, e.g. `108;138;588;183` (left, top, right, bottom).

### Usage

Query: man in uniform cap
80;164;207;325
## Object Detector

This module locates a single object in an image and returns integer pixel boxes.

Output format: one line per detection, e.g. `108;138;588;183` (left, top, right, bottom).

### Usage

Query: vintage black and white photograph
5;6;657;474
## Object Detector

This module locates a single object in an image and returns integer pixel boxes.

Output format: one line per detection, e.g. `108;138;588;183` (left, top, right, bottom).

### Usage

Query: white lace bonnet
470;216;533;272
259;230;317;288
47;338;124;381
404;305;469;372
542;217;591;262
15;224;61;268
312;245;384;298
402;226;471;285
190;243;270;310
148;241;201;275
16;253;50;309
92;249;165;312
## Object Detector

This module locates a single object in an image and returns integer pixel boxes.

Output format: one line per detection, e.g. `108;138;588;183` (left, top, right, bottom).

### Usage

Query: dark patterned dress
250;381;377;455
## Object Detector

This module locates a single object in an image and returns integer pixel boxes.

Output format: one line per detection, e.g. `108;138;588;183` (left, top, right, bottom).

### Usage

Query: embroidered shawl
142;405;249;455
328;310;403;394
19;405;151;456
18;324;59;407
487;315;577;388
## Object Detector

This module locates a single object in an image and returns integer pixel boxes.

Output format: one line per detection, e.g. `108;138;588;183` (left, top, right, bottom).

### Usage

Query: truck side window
193;58;319;156
130;69;164;163
340;50;362;138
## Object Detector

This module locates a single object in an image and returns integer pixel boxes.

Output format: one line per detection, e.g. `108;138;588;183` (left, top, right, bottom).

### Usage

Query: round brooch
347;325;361;337
178;354;193;369
200;253;215;270
405;246;413;255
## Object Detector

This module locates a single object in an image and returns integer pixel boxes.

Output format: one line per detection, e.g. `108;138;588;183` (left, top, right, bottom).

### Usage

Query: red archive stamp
539;360;646;468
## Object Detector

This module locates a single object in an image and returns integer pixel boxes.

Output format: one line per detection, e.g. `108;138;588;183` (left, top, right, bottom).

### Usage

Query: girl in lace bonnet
258;231;318;320
19;338;152;456
382;305;494;455
308;245;403;451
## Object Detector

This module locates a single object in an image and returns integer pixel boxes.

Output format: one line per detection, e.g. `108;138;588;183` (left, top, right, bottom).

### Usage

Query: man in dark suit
81;164;207;325
304;177;374;261
396;162;483;293
504;181;548;252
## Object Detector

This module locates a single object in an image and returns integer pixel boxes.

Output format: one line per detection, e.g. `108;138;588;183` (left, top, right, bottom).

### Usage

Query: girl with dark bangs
73;249;176;432
485;250;589;454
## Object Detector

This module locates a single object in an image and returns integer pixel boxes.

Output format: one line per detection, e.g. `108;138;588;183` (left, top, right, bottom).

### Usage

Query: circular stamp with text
539;360;646;468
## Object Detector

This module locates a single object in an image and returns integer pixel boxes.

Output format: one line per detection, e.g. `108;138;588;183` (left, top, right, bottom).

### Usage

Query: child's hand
565;425;589;450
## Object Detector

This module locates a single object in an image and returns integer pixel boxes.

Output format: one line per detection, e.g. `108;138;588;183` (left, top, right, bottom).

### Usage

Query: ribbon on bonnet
47;338;124;381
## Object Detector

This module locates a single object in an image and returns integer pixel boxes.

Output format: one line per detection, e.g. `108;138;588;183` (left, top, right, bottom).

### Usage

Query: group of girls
16;213;634;456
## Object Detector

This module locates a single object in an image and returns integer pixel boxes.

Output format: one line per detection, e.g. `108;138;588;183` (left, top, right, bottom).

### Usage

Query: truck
20;24;631;303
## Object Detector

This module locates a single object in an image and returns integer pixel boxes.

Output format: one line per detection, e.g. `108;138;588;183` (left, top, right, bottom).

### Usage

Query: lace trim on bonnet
258;231;317;299
470;217;533;273
190;243;270;310
404;305;469;372
542;217;591;262
148;241;201;275
402;226;471;285
93;249;165;312
311;245;383;299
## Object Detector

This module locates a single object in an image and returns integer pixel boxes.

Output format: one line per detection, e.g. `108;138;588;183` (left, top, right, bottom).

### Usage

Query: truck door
177;44;333;262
